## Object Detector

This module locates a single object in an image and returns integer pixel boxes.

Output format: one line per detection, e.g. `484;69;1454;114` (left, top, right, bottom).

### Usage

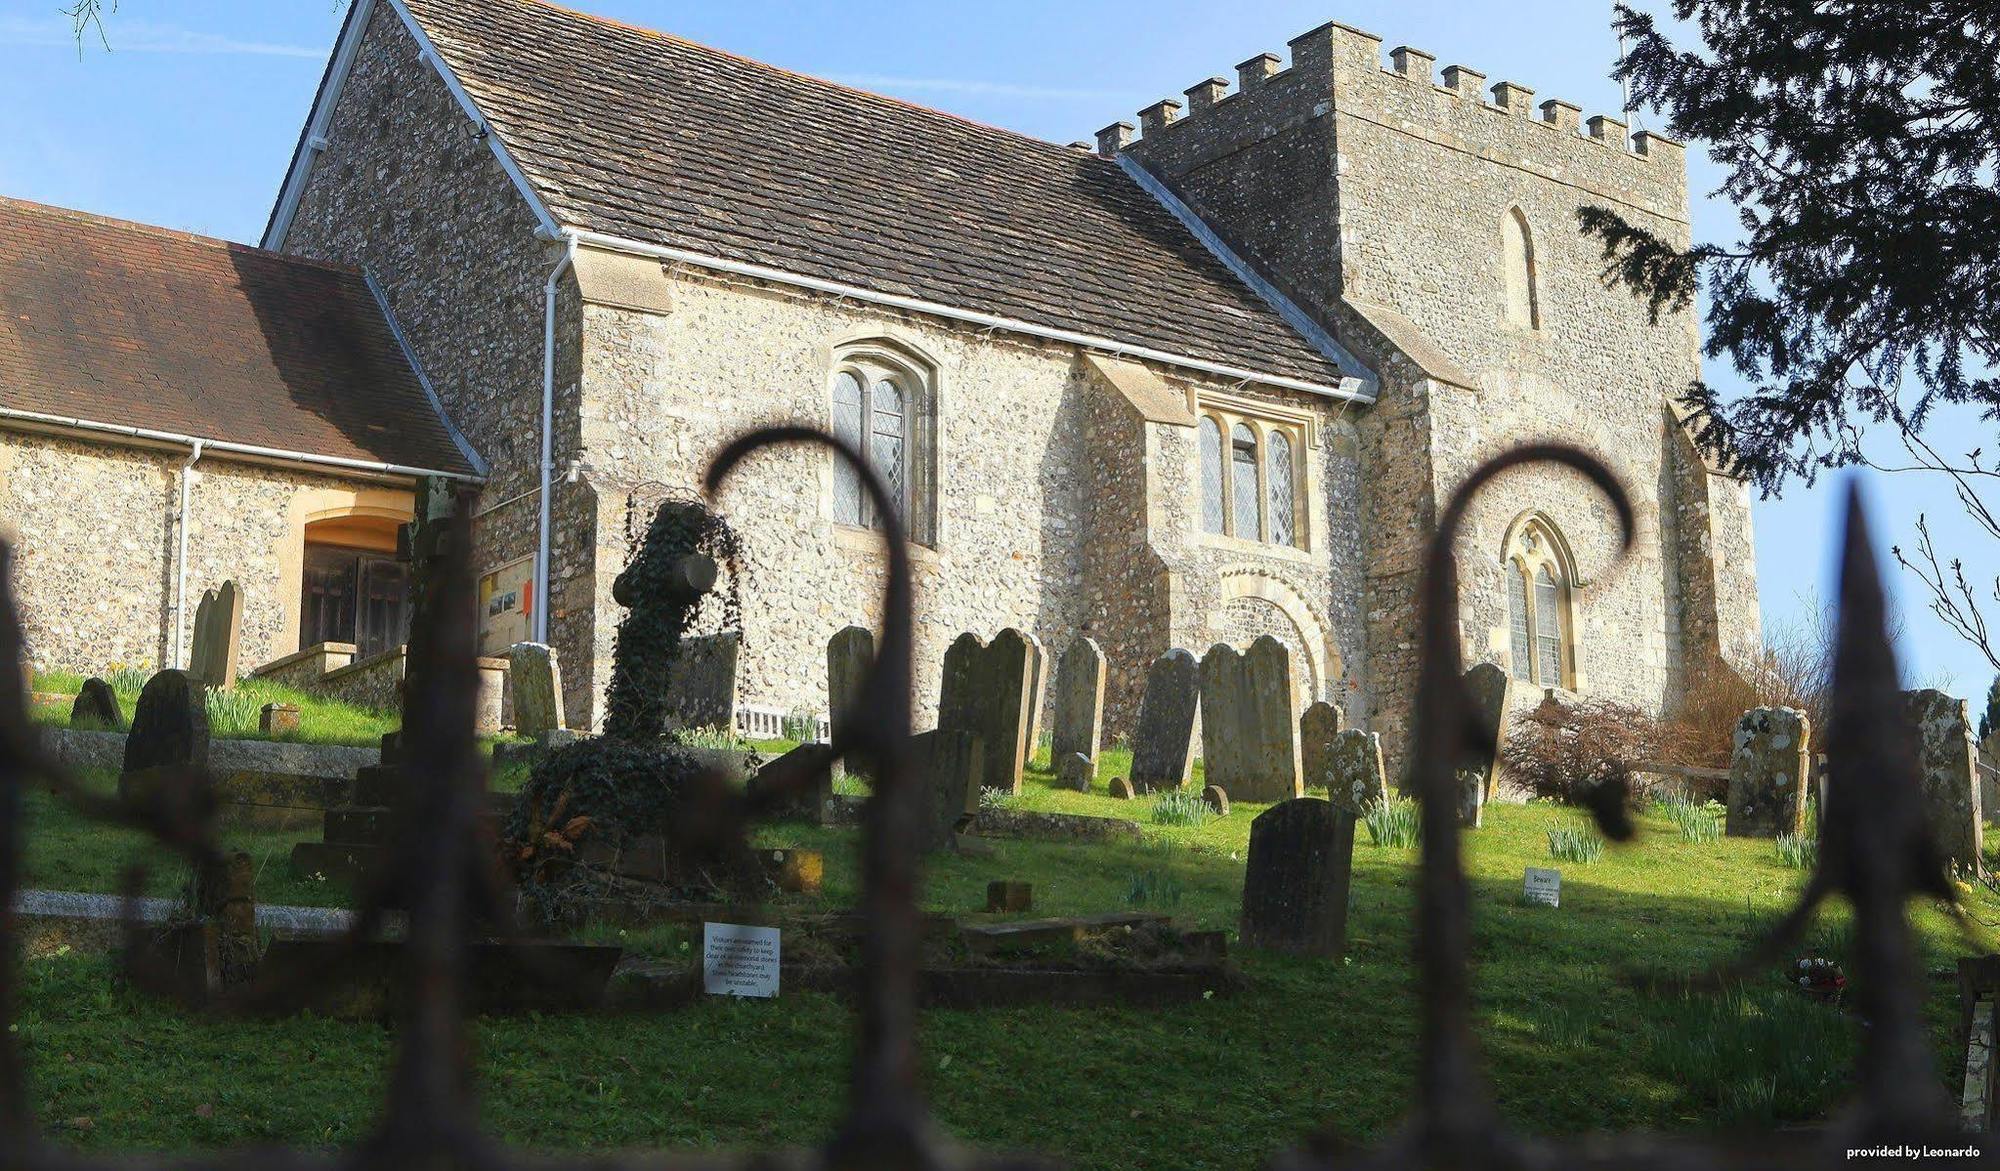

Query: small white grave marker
1523;867;1562;908
703;922;781;998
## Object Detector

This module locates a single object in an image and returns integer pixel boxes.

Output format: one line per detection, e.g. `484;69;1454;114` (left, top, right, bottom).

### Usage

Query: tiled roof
399;0;1350;389
0;197;476;477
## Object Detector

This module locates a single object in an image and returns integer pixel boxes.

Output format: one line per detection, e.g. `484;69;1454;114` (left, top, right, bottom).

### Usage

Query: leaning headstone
1906;689;1982;875
1240;798;1357;958
507;642;565;739
1050;636;1106;767
1199;637;1302;803
664;632;740;732
1023;633;1050;756
1131;649;1199;791
1056;751;1093;793
1457;662;1511;827
827;625;874;776
1726;707;1810;838
1324;730;1388;817
188;580;243;690
937;630;1035;795
70;678;121;730
914;728;984;850
1108;777;1135;801
120;669;210;801
1201;785;1230;817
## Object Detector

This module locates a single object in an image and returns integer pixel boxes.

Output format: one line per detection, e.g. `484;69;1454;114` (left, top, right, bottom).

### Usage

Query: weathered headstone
1131;649;1199;792
188;580;243;690
1023;633;1049;755
1456;662;1511;827
1298;700;1344;794
259;702;301;737
827;625;874;776
1050;636;1106;767
1726;706;1810;838
1108;777;1135;801
1906;688;1983;875
1239;798;1357;958
507;642;565;739
70;678;121;730
664;632;739;731
749;742;837;826
1056;751;1093;792
914;728;983;849
1199;637;1302;803
120;669;210;801
1202;785;1230;817
1322;730;1388;817
937;630;1035;795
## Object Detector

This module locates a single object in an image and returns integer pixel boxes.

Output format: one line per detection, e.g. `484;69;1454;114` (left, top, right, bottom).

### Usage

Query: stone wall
0;430;403;679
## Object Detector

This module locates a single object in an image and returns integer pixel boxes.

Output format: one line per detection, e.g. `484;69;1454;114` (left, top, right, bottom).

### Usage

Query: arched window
1501;207;1540;331
1267;431;1295;546
1198;417;1225;534
829;345;935;544
1502;514;1575;687
1230;423;1260;539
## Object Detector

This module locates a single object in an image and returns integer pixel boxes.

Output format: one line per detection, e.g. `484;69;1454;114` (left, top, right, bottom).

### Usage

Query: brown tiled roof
0;196;477;477
399;0;1350;389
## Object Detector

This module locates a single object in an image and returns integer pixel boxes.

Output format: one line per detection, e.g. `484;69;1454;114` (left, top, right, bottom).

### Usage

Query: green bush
1363;795;1420;849
1149;789;1213;827
1655;795;1724;843
1547;826;1605;865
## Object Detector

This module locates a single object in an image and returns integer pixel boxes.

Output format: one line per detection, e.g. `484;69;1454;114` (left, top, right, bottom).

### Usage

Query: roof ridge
0;193;367;279
432;0;1109;162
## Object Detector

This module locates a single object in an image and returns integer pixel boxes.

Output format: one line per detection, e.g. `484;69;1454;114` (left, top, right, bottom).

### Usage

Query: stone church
0;0;1760;762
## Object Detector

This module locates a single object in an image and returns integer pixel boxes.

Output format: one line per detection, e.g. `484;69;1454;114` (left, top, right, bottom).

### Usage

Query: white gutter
170;440;205;669
562;228;1373;403
0;407;483;483
535;233;580;644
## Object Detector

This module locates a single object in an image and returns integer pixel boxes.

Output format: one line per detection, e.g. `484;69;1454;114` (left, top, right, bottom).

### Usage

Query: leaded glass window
1535;565;1563;685
871;377;905;524
1230;423;1259;539
1199;417;1224;535
832;370;865;526
1267;431;1295;546
1508;568;1531;682
829;350;933;543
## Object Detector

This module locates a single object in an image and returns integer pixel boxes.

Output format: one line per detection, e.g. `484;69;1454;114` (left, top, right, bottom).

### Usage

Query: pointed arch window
829;345;935;544
1502;207;1540;331
1503;514;1575;688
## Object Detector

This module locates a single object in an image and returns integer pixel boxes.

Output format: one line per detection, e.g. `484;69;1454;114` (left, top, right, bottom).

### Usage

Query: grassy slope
30;670;398;748
13;748;1996;1167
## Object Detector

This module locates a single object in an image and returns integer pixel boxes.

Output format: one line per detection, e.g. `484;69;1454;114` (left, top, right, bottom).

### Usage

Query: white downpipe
536;233;579;644
170;440;205;668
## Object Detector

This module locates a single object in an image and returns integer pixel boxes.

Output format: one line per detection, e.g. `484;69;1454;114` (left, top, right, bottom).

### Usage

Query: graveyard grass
28;670;399;748
16;746;2000;1169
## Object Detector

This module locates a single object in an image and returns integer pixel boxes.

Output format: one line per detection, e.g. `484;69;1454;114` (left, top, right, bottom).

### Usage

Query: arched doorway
300;513;410;658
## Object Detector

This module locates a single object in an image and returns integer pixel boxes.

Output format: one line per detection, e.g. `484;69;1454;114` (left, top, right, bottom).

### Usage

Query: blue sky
2;0;1992;699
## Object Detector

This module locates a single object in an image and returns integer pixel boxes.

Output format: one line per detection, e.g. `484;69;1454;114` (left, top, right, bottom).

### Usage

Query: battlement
1106;18;1685;181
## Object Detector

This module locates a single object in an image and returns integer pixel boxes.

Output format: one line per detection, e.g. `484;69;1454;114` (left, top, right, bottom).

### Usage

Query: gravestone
914;727;984;850
260;703;301;737
1023;633;1049;755
1456;662;1512;827
1056;751;1093;792
70;678;121;730
119;669;210;800
1199;637;1302;803
987;881;1033;913
1298;700;1344;795
664;632;740;732
188;580;243;691
937;630;1035;795
827;625;874;776
1726;706;1810;838
1323;730;1388;817
1131;649;1199;791
1050;636;1106;767
1108;777;1135;800
1202;785;1230;817
1239;798;1357;958
507;642;565;739
1905;689;1982;875
748;742;837;825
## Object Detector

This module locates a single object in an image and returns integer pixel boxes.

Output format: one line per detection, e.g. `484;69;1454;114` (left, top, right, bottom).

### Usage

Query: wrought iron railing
0;434;1986;1168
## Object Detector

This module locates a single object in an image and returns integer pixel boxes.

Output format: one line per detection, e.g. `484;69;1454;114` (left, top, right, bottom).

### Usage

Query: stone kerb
1050;636;1107;767
937;630;1036;795
1905;688;1982;875
1130;649;1199;791
1199;637;1302;803
1726;706;1809;838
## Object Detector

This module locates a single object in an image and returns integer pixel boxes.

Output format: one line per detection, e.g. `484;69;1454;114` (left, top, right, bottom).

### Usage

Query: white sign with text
703;922;781;998
1523;867;1562;908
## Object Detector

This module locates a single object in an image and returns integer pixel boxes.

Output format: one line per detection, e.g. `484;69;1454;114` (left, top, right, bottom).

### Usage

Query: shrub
1363;795;1420;849
1546;826;1605;864
1500;694;1657;806
1149;789;1213;827
1655;795;1724;843
1776;831;1818;870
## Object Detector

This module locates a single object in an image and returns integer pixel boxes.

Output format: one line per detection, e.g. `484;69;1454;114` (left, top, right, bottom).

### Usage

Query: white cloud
0;15;322;59
828;74;1123;102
